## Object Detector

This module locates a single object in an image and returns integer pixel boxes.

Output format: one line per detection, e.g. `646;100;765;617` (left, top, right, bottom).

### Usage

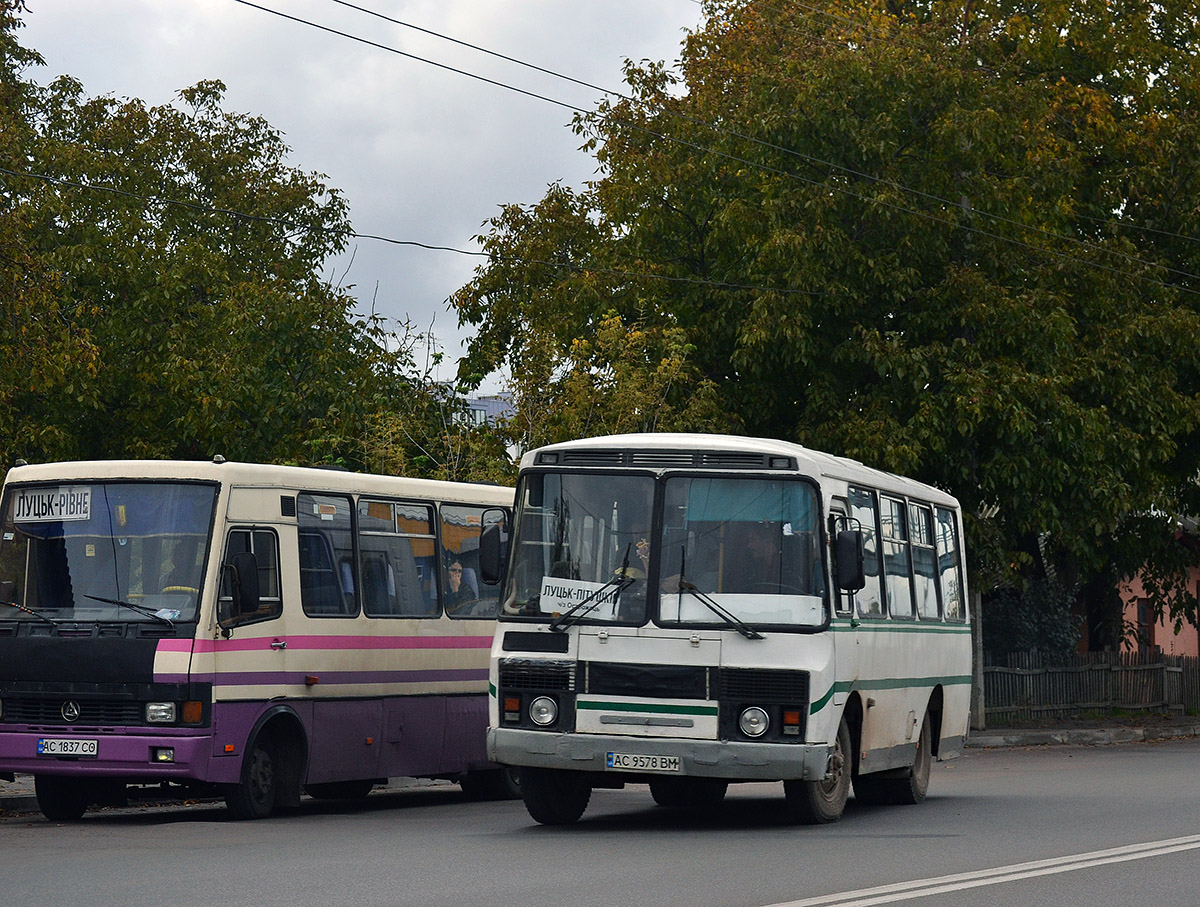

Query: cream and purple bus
0;459;512;820
484;433;971;825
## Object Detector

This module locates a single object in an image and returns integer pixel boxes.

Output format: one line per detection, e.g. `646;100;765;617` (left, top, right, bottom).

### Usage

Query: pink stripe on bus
157;635;492;655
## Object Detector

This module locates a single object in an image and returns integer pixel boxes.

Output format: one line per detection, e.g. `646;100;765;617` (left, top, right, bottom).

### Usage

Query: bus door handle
271;639;287;650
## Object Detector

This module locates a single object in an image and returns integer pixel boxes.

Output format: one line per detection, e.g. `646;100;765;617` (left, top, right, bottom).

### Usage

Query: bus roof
522;433;959;508
2;459;513;507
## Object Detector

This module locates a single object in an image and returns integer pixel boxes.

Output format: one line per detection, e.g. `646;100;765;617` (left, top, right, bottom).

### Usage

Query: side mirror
479;512;509;586
835;530;866;592
221;552;260;623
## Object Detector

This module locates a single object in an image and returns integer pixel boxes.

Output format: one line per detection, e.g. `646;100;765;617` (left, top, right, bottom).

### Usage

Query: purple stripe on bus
201;669;488;686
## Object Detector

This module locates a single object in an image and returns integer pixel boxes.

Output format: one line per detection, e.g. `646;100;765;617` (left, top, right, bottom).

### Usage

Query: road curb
966;724;1200;748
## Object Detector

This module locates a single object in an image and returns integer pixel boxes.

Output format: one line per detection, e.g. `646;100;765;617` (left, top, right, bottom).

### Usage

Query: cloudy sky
18;1;703;389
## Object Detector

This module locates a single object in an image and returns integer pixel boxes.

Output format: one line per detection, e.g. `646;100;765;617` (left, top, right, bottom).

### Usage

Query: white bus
0;459;512;820
483;433;971;824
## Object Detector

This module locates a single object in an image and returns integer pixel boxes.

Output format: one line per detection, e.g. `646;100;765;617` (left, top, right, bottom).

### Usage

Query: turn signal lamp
182;701;203;725
782;709;802;736
503;696;521;723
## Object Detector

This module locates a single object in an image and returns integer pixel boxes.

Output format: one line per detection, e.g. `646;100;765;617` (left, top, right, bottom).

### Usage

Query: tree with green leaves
0;5;479;478
454;0;1200;646
0;1;99;464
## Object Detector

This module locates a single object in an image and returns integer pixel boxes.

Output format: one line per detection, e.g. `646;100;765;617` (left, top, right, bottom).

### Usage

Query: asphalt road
3;738;1199;907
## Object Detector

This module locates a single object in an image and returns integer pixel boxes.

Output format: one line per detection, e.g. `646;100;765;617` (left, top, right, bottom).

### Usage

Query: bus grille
499;660;576;692
718;669;809;703
2;698;143;726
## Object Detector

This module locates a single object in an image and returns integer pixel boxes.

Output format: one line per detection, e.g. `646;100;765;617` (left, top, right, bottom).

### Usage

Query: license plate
37;738;98;758
606;752;681;773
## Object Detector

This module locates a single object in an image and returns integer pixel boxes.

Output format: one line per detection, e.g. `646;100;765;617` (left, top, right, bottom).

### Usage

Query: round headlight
739;706;770;738
529;695;559;727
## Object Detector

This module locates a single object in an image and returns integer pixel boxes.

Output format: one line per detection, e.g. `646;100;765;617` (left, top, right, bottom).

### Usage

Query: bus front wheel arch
783;715;851;824
225;713;307;820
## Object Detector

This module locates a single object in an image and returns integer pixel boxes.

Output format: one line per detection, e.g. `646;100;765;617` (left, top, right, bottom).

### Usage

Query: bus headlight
146;702;177;724
739;707;769;738
529;696;559;727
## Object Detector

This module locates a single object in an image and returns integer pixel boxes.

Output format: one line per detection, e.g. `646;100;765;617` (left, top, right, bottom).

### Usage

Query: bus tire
783;717;850;824
460;767;522;801
649;777;728;809
225;734;278;820
885;712;931;805
520;767;590;825
34;775;89;821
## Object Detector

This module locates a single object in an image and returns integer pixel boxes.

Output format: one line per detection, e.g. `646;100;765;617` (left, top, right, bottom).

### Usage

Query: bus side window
935;507;965;620
298;494;358;617
880;497;914;618
220;528;282;625
298;531;344;615
440;504;504;619
358;499;438;617
910;503;940;619
848;487;884;617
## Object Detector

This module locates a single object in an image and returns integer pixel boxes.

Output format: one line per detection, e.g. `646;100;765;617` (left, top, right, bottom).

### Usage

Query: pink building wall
1119;570;1200;657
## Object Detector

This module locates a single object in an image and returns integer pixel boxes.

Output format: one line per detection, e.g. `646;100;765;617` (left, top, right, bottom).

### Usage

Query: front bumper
488;727;832;781
0;728;214;781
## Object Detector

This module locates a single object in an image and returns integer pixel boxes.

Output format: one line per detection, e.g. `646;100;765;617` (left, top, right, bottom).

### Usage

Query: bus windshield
501;470;827;630
657;476;826;629
503;472;654;625
0;482;217;625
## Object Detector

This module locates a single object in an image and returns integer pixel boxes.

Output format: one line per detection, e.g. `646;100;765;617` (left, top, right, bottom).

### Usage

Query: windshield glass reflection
0;482;217;624
503;472;654;625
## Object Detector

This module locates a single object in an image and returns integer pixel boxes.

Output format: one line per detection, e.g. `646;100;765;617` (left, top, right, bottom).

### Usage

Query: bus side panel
377;696;448;778
443;693;490;771
307;698;384;783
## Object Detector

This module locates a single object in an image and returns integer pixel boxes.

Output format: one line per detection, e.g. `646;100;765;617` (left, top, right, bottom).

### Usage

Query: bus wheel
649;777;728;809
783;717;851;824
34;775;89;821
520;768;590;825
460;767;522;801
225;735;278;820
885;712;932;805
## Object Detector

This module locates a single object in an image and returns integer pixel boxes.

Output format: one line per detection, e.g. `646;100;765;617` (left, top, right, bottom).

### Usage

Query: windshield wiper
0;599;62;626
677;547;763;640
83;593;175;627
549;544;635;633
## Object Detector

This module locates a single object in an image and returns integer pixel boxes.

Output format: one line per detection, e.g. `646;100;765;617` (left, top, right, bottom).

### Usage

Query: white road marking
765;834;1200;907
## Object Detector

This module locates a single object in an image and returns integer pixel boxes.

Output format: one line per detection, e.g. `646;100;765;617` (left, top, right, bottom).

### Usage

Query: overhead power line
235;0;1200;295
0;164;822;297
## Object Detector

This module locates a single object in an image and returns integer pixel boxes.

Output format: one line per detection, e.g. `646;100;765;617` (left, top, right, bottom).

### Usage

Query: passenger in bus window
444;558;477;613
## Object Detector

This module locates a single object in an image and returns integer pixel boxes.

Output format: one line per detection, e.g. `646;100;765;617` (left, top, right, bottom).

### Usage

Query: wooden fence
983;651;1200;724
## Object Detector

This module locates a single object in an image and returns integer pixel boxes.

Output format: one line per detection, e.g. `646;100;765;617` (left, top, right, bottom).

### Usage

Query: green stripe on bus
489;682;497;698
827;622;972;634
809;674;973;715
576;700;719;717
